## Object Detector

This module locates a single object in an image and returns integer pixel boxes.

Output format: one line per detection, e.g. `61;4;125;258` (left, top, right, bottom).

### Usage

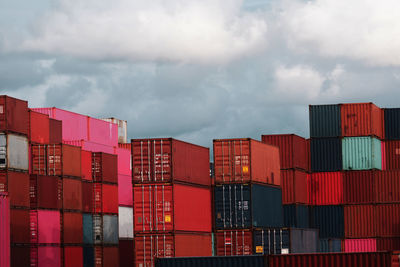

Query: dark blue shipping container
384;108;400;140
310;138;342;172
309;104;341;138
283;204;309;228
318;238;342;252
156;255;265;267
214;184;283;229
310;206;344;238
83;214;93;245
288;228;318;253
83;246;94;267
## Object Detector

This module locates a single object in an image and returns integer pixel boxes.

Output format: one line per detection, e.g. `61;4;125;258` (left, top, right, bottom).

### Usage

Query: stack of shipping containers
131;138;212;266
212;138;285;255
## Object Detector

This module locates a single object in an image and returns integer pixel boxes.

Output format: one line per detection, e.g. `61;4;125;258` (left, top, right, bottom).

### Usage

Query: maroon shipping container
103;246;119;267
341;102;384;139
213;138;280;186
0;170;30;208
81;150;92;181
49;118;62;144
63;178;82;211
343;171;375;204
29;110;50;144
377;237;400;251
0;95;29;135
92;152;117;184
134;232;212;267
132;138;210;186
308;172;343;205
306;138;311;173
215;230;252;256
261;134;308;171
133;184;212;233
385;140;400;170
30;175;62;210
281;169;308;204
82;181;93;213
375;170;400;203
62;212;83;244
376;204;400;237
63;246;83;267
0;193;10;267
94;183;118;214
268;251;397;267
119;240;134;267
10;208;30;243
11;246;30;267
344;205;376;238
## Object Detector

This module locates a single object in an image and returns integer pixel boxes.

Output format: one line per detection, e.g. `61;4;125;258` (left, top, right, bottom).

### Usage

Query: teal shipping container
342;137;382;170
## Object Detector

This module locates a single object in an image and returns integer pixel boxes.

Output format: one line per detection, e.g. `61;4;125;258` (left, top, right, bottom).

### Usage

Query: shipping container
119;240;134;267
214;138;280;186
118;174;133;206
385;140;400;170
309;104;341;138
103;246;119;267
10;208;30;243
318;238;342;252
101;117;127;144
118;143;131;150
310;138;342;172
63;178;82;211
377;237;400;251
92;152;118;184
385;108;400;140
281;169;308;204
115;147;131;176
344;205;376;238
308;172;343;205
81;150;92;181
156;255;265;267
214;184;283;229
376;204;400;237
0;193;10;267
342;136;382;170
31;246;61;267
83;246;119;267
88;117;118;147
62;211;83;244
0;133;29;171
261;134;308;171
83;213;93;245
82;181;93;213
283;204;309;228
215;230;253;256
0;170;30;207
49;118;62;144
63;246;83;267
29;110;50;144
30;209;61;244
83;214;118;245
343;171;375;204
103;215;119;245
341;102;384;139
94;183;118;214
306;138;311;172
310;205;344;238
375;170;400;203
343;239;377;252
132;138;210;186
11;245;30;267
63;139;116;154
0;95;29;135
119;206;133;239
134;183;211;232
30;175;62;210
134;232;212;267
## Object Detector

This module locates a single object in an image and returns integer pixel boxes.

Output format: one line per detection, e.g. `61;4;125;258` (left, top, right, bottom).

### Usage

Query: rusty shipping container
10;208;30;243
385;140;400;170
0;193;10;267
308;172;343;205
341;102;384;139
343;171;375;204
281;169;308;204
62;211;83;244
0;95;29;135
132;138;210;186
214;138;280;185
30;175;62;210
0;170;29;208
377;237;400;251
49;118;62;144
63;178;82;211
344;205;376;238
375;170;400;203
134;183;211;233
376;204;400;237
92;152;117;184
29;110;50;144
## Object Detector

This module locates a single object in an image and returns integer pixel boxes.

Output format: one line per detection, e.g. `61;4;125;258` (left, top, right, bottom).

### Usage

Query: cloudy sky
1;0;400;151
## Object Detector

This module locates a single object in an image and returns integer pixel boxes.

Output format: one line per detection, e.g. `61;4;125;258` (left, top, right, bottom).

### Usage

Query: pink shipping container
343;239;377;252
31;246;61;267
88;117;118;147
308;172;343;205
63;140;116;154
115;147;131;176
118;174;133;206
30;210;61;244
0;193;10;267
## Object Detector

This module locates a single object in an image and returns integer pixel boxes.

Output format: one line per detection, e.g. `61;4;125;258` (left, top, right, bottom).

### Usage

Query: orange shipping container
281;169;308;204
344;205;376;238
308;172;343;205
214;138;280;186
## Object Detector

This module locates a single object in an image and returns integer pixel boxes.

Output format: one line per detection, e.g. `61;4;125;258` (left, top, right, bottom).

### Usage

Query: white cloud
282;0;400;66
18;0;268;64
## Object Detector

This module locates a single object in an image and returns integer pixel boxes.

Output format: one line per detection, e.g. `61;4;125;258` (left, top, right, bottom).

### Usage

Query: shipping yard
0;96;399;266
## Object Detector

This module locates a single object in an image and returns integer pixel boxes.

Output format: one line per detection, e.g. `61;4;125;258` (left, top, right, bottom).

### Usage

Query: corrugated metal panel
343;239;377;252
281;170;308;204
289;228;318;253
310;138;342;172
344;205;376;238
156;255;265;267
375;171;400;203
318;238;342;252
342;137;382;170
377;237;400;251
0;96;29;135
376;204;400;237
308;172;343;205
385;108;400;140
309;104;341;138
0;193;10;267
63;246;83;267
310;205;344;238
384;140;400;170
253;228;290;255
283;204;309;228
343;171;374;204
215;230;253;256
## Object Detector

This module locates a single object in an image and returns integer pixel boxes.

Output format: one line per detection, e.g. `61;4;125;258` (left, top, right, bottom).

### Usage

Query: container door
216;231;252;256
152;140;171;182
31;145;47;175
47;144;62;176
155;234;174;260
0;134;6;169
232;140;250;183
214;185;234;229
214;140;233;183
7;134;29;171
93;215;102;245
134;185;153;232
132;140;152;183
233;184;251;228
135;235;154;267
154;185;173;232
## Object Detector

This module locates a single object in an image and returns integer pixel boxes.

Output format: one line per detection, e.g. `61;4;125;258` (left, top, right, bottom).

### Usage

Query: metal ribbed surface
310;138;342;172
309;104;341;138
385;108;400;140
310;205;344;239
342;137;382;170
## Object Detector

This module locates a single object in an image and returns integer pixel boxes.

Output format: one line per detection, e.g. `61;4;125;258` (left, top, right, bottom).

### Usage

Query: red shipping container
82;181;93;213
92;152;117;184
377;237;400;251
31;144;47;175
11;246;30;267
215;230;252;256
0;95;29;135
376;204;400;237
63;178;82;211
29;110;50;144
103;246;119;267
281;169;308;204
118;174;132;206
375;171;400;203
0;193;10;267
341;102;384;139
30;209;61;244
134;232;212;267
306;138;311;173
308;172;343;205
132;138;210;186
118;143;131;150
10;208;30;243
343;239;377;253
94;183;118;214
343;171;375;204
134;184;211;233
385;140;400;170
213;138;280;186
49;118;62;144
30;175;62;210
31;246;61;267
115;147;131;176
261;134;308;171
0;170;30;208
63;246;83;267
81;150;92;181
119;240;134;267
62;212;83;244
344;205;376;238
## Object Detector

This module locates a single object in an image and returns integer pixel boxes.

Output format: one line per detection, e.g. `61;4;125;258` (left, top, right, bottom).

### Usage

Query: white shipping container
101;118;127;144
0;133;28;171
119;206;133;239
